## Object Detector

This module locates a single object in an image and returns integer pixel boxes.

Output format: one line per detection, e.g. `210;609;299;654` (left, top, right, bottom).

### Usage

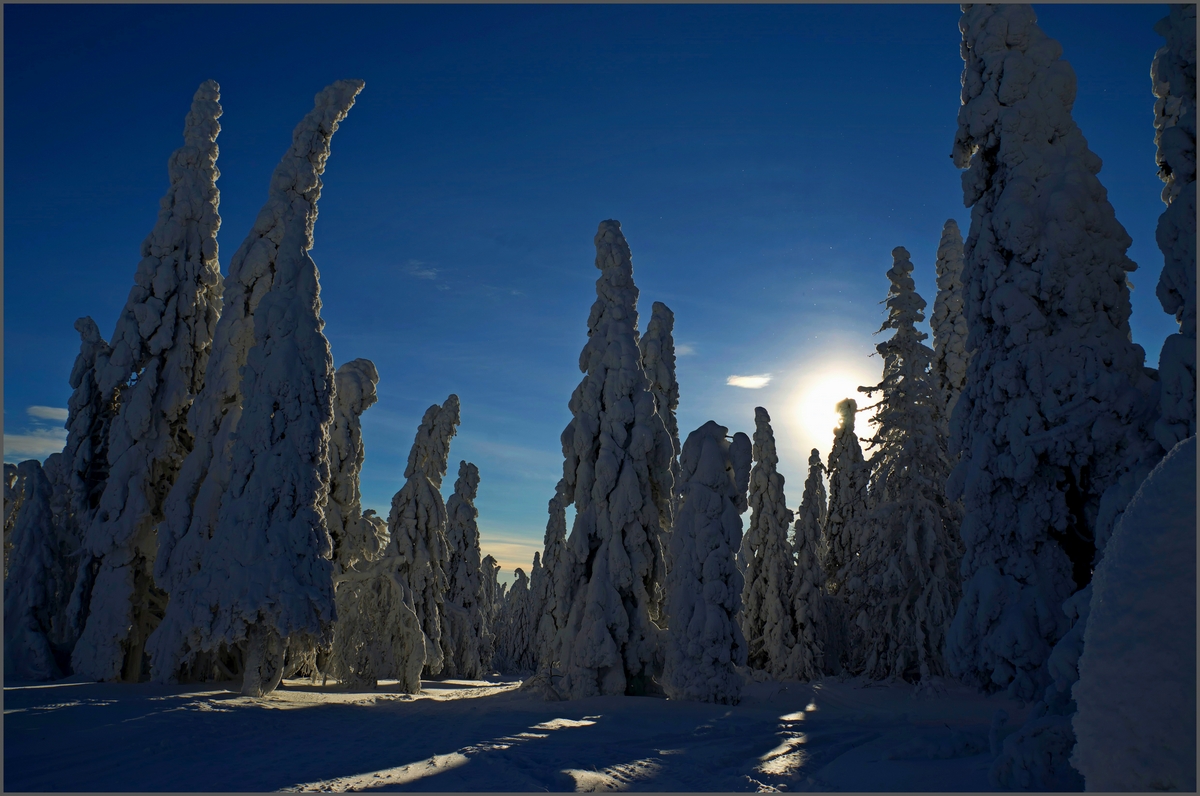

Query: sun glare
794;369;873;449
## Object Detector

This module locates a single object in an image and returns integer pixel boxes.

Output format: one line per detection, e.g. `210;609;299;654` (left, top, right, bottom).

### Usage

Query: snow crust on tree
154;81;360;616
147;80;364;691
72;81;224;683
788;448;826;681
663;422;751;704
739;407;795;677
946;4;1161;701
4;460;75;680
5;463;22;580
639;300;682;532
327;359;383;574
386;394;460;677
930;220;969;422
441;460;488;679
852;247;960;682
1151;4;1197;451
495;566;537;673
480;554;502;671
531;485;570;676
1070;436;1196;792
551;220;674;699
824;398;868;595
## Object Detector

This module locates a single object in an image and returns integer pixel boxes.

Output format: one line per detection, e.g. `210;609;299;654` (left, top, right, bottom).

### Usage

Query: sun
794;368;875;449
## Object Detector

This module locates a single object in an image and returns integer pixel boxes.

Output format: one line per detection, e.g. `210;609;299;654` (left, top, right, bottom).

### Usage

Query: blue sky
4;4;1175;580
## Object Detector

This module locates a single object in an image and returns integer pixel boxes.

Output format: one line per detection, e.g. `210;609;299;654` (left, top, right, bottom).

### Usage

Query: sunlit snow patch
562;757;663;791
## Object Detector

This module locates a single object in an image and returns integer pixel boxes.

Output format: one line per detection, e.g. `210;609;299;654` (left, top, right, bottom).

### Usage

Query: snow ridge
946;4;1160;702
72;81;224;683
664;421;752;704
740;407;795;678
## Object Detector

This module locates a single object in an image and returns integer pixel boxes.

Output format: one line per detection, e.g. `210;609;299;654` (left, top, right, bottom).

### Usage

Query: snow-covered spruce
639;300;682;534
386;394;460;677
1152;4;1197;451
480;554;502;671
532;486;570;674
328;359;384;575
153;81;360;625
824;398;868;595
788;448;827;681
441;460;488;679
147;80;364;692
5;463;22;580
72;81;224;683
739;407;795;678
495;566;537;674
946;4;1162;702
851;247;960;682
930;220;968;424
4;460;75;680
663;422;752;704
1071;436;1196;792
61;317;116;647
551;220;674;698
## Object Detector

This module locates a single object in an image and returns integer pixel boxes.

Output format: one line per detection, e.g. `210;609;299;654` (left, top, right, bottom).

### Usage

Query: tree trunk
241;624;285;697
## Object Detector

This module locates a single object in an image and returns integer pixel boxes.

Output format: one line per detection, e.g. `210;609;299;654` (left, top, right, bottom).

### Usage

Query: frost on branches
442;460;488;679
946;4;1160;702
931;220;969;423
147;80;364;692
387;394;460;677
853;247;960;682
824;398;868;595
495;566;536;674
1151;4;1197;451
664;422;751;704
552;220;673;699
639;300;682;531
740;407;795;678
4;461;75;680
1071;437;1196;792
72;81;224;683
328;359;384;574
788;448;827;681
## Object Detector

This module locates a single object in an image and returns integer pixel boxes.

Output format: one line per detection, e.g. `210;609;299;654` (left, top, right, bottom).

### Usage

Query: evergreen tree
442;460;487;678
823;398;868;594
327;359;384;576
788;448;826;681
930;220;969;424
639;301;682;532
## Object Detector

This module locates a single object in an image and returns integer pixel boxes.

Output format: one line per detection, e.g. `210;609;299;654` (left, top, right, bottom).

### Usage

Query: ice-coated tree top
640;301;681;455
405;394;461;489
329;358;381;572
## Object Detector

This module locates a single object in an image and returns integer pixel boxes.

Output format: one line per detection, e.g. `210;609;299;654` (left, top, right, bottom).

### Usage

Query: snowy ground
4;674;1032;792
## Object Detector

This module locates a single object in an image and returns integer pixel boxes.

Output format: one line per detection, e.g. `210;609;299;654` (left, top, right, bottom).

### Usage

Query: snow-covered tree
495;566;537;673
147;79;364;692
5;463;23;579
788;448;826;681
4;460;75;680
851;247;960;682
328;359;384;574
442;460;488;679
663;422;751;704
740;407;795;677
532;486;569;672
480;554;502;671
639;300;682;532
930;220;968;423
387;394;460;677
1070;436;1195;792
551;220;674;699
72;81;224;684
1152;4;1197;451
946;4;1161;704
823;398;868;594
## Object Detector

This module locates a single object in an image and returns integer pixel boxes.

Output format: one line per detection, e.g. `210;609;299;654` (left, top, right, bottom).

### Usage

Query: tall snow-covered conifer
639;301;682;531
147;80;364;692
946;4;1161;703
496;566;537;673
788;448;827;681
72;81;224;683
532;485;570;672
442;460;488;678
853;247;960;682
328;359;384;574
740;407;795;677
664;422;751;704
824;399;868;594
931;220;969;423
387;394;460;677
1151;4;1197;451
480;554;502;671
551;220;674;698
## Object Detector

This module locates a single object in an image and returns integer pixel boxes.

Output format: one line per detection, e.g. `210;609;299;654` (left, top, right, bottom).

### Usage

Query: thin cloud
4;428;68;461
27;406;69;421
675;343;696;356
403;259;439;280
727;373;772;389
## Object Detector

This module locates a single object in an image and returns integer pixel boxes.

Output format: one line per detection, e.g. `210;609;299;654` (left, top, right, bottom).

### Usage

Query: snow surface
3;674;1032;792
946;3;1161;702
1072;435;1196;792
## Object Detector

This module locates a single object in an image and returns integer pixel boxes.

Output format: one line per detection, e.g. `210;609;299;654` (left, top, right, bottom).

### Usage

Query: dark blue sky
4;4;1174;577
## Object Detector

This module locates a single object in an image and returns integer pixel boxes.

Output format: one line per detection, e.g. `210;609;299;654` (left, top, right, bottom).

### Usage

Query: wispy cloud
727;374;772;389
675;343;696;356
4;428;68;461
403;259;439;280
478;532;543;581
26;406;68;422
